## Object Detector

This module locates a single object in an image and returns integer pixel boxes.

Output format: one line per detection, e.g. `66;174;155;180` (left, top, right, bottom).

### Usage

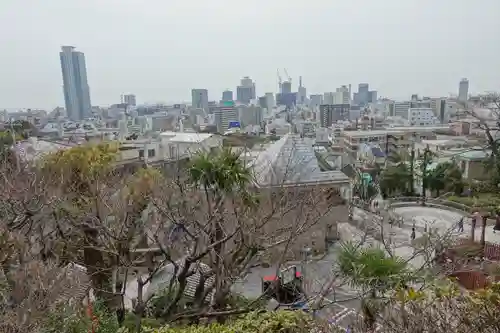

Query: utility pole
301;247;312;297
409;133;416;196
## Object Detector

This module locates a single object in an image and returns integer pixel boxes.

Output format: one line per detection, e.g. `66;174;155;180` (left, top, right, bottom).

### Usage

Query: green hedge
447;194;500;214
145;311;332;333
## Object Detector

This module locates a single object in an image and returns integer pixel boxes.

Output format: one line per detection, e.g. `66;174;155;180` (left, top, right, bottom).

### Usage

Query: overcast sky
1;0;499;109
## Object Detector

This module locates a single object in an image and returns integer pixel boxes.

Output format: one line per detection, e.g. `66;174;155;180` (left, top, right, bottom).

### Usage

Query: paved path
394;206;500;244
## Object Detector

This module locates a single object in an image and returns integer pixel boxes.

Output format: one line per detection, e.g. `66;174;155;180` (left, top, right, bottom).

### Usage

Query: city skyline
1;0;499;109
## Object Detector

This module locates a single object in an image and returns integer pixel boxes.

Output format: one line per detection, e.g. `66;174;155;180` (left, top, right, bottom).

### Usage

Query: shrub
146;311;319;333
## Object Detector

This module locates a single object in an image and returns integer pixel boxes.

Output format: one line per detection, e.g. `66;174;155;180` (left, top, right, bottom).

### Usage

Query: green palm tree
387;150;409;165
188;148;256;311
337;242;411;330
189;148;250;190
380;163;411;197
427;161;463;196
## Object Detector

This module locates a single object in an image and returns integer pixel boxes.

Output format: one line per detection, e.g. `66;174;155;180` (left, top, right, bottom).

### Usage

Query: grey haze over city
1;0;499;109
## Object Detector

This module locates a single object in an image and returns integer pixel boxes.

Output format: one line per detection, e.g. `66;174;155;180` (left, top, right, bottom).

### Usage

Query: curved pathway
393;206;464;233
393;206;500;244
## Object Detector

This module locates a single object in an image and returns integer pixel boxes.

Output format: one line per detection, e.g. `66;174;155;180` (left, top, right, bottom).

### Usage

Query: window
148;149;155;158
139;150;144;158
169;145;177;158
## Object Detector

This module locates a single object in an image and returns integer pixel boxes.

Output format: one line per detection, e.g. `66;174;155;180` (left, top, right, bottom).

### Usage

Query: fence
388;196;472;213
449;270;490;290
451;238;500;261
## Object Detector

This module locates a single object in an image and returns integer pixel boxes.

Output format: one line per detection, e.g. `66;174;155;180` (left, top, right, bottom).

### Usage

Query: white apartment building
408;108;438;126
342;126;447;157
214;104;238;132
394;101;411;119
334;86;350;104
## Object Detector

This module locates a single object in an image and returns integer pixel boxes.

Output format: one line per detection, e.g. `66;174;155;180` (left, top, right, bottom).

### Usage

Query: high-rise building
297;76;307;105
236;86;253;104
309;94;323;108
353;83;377;106
222;90;233;102
459;78;469;102
214;101;239;133
265;93;275;110
122;94;136;107
323;92;335;105
237;77;256;104
191;89;209;111
281;81;292;94
334;86;351;104
60;46;92;121
319;104;350;127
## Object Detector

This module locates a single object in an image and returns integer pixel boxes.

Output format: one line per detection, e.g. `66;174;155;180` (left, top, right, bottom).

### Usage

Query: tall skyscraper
60;46;92;121
191;89;209;111
459;78;469;102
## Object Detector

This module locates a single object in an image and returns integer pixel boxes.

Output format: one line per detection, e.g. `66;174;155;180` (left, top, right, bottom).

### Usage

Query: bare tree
0;142;348;332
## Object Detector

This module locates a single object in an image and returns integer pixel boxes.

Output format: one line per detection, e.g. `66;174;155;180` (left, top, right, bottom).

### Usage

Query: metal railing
387;196;472;213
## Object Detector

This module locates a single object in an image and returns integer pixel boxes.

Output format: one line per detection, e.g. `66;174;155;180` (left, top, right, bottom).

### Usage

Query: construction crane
276;69;282;91
283;68;292;86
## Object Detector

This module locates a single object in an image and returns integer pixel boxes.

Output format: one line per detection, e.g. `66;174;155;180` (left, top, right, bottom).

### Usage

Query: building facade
122;94;136;107
236;86;253;104
191;89;209;111
60;46;92;121
319;104;350;127
352;83;377;106
309;94;324;108
222;90;233;102
236;76;256;104
334;85;351;105
408;108;438;126
459;78;469;102
239;105;263;127
214;101;239;133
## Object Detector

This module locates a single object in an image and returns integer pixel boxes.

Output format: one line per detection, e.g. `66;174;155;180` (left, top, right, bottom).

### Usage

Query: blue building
60;46;92;121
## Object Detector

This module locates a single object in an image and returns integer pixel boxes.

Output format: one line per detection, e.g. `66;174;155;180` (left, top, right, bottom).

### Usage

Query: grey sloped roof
144;259;214;302
371;146;385;157
252;134;349;186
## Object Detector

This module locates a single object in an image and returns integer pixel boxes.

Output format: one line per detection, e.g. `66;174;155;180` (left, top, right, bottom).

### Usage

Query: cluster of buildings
2;45;496;197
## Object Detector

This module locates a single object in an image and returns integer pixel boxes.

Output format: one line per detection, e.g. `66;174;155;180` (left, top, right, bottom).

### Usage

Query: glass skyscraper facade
60;46;92;121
